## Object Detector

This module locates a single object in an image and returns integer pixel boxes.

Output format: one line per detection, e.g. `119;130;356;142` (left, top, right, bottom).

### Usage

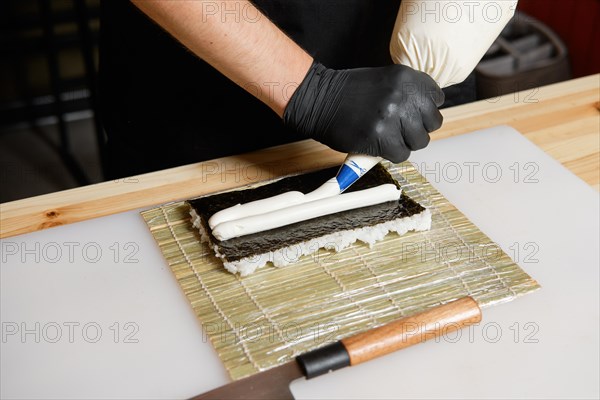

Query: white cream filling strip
208;178;340;229
211;184;402;241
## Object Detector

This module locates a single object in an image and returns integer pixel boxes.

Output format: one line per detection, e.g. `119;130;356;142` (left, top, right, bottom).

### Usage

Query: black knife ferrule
296;341;351;379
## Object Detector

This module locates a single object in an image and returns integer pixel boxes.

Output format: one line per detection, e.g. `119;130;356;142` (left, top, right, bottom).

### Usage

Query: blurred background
1;0;599;202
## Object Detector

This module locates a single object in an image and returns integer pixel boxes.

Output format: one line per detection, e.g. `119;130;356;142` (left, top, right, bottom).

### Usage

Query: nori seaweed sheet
188;164;425;262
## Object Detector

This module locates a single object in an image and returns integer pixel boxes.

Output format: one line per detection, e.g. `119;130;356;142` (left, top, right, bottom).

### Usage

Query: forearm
131;0;313;117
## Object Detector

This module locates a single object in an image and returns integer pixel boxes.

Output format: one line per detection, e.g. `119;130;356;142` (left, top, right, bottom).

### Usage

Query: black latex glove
284;61;445;163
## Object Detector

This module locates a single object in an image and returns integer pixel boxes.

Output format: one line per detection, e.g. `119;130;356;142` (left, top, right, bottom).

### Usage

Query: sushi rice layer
190;208;431;276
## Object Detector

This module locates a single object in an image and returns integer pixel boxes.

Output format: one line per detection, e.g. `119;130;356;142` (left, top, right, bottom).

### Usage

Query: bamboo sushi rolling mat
141;161;540;380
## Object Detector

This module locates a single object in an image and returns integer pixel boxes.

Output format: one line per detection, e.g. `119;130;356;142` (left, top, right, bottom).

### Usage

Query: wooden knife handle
297;297;481;378
342;296;481;365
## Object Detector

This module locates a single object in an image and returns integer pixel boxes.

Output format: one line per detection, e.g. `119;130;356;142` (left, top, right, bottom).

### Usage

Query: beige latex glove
390;0;518;88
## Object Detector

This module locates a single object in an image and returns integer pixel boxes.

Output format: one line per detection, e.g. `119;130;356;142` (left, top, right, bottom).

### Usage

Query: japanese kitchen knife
192;296;482;400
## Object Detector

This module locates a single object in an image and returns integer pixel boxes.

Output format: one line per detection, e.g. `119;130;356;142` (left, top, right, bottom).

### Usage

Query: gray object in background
476;12;571;99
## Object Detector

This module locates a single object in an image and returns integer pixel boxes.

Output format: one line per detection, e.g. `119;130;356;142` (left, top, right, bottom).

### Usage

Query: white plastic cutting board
1;126;598;399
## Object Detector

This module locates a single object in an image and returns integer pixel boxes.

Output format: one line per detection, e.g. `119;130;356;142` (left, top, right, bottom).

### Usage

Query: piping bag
210;1;516;234
335;0;518;195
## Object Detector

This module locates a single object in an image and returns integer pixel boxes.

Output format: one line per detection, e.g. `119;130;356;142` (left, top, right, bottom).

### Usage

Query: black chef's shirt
99;1;474;179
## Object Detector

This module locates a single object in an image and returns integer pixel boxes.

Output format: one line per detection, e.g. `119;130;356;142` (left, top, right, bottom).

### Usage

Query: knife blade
192;296;481;400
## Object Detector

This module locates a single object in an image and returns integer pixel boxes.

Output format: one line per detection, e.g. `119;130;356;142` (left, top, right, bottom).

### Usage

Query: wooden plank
1;74;598;238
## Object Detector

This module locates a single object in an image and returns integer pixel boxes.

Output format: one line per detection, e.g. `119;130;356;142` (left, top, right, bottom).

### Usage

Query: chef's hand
284;62;444;163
